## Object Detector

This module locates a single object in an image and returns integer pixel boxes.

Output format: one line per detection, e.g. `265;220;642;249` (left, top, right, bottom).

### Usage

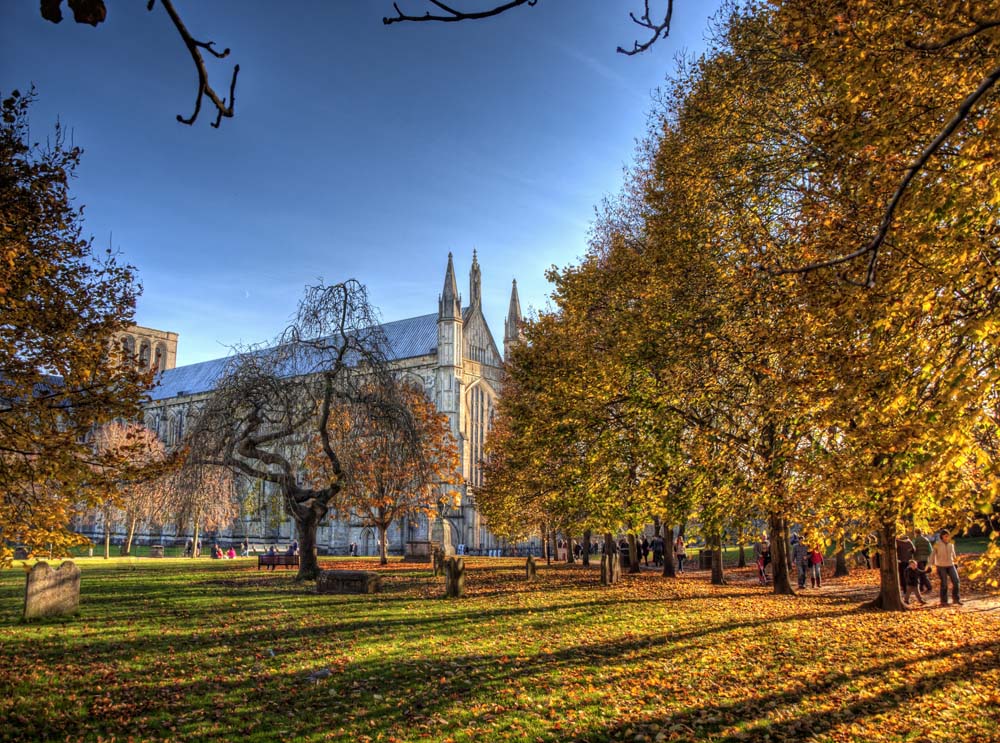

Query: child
903;559;929;605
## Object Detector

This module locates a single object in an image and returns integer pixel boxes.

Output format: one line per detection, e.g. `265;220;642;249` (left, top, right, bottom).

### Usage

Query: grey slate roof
149;313;439;402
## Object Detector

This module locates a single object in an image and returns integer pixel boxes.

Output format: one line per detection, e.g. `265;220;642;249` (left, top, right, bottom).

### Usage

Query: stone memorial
525;555;537;581
600;552;621;586
24;560;81;620
444;556;465;598
149;544;164;558
316;570;382;595
404;540;432;563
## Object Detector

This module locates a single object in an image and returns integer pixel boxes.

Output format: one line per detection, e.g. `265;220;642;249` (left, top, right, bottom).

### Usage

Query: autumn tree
91;421;172;557
165;461;240;557
186;280;419;579
306;381;460;565
0;90;146;566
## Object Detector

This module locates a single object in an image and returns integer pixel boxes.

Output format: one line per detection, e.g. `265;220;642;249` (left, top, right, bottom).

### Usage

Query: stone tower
504;278;523;360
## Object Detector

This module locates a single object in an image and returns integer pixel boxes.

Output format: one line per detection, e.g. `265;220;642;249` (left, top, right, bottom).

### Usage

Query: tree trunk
567;534;575;564
869;519;905;611
124;515;138;556
103;519;111;560
291;495;325;580
627;532;640;574
378;523;388;566
601;532;620;585
738;543;746;568
582;529;591;566
543;524;552;565
549;530;558;565
710;531;726;585
191;518;200;558
834;543;849;577
768;512;796;595
662;524;676;578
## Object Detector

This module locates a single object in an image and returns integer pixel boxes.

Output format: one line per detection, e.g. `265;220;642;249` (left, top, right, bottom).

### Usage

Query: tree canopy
0;90;147;566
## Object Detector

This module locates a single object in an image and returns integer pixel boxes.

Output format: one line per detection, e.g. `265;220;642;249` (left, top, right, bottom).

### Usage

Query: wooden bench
257;554;299;570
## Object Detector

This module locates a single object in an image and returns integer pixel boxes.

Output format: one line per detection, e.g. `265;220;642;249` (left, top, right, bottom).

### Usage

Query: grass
1;555;998;742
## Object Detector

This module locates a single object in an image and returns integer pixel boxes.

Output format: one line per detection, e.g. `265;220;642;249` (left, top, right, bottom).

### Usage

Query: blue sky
2;0;725;366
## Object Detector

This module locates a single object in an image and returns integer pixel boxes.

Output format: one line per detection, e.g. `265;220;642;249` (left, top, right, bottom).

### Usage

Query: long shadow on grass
571;637;1000;743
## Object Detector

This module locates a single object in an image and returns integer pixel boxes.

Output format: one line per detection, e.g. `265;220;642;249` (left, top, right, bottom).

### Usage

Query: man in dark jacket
912;530;933;593
896;534;915;595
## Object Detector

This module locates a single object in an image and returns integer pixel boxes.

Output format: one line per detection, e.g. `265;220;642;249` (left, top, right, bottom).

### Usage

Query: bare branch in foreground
150;0;239;128
383;0;537;25
618;0;674;56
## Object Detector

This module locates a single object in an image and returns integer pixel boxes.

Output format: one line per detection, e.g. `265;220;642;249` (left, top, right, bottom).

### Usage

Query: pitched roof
148;313;439;402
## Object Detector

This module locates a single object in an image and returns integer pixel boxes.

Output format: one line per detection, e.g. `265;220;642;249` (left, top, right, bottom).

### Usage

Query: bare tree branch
618;0;674;56
150;0;239;128
383;0;537;25
770;59;1000;287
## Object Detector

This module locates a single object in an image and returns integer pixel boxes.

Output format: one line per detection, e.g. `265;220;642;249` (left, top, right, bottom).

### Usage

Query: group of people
897;529;961;606
788;535;826;588
615;535;689;571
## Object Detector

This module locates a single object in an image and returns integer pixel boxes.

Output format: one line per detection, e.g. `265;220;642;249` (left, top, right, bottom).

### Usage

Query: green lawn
1;556;997;742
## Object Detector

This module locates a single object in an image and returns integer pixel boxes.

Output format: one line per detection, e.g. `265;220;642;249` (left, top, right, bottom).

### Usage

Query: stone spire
438;252;462;321
469;249;482;309
504;278;522;359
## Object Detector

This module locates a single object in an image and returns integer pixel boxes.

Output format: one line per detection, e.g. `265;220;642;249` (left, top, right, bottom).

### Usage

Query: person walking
930;529;962;606
674;535;687;573
791;535;809;589
912;530;933;594
808;544;824;588
902;559;928;606
896;534;915;595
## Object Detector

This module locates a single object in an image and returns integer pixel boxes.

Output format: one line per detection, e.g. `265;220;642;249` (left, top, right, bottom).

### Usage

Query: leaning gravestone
316;570;382;595
24;561;81;620
444;557;465;598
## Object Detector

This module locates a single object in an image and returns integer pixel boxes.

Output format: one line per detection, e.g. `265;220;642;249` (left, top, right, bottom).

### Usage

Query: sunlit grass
1;557;997;742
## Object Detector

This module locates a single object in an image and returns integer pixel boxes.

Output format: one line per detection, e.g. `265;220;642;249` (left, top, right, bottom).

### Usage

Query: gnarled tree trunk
627;532;640;574
768;512;795;595
662;524;676;578
869;519;905;611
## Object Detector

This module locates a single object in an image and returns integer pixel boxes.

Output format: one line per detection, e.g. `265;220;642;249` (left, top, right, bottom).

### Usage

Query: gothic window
121;335;135;362
467;382;495;489
154;344;166;373
138;341;151;370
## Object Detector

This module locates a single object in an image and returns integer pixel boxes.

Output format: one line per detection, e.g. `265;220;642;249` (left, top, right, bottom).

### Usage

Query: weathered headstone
316;570;382;594
600;552;621;585
24;561;81;620
149;544;164;558
404;540;432;563
432;547;444;577
444;556;465;598
525;555;537;581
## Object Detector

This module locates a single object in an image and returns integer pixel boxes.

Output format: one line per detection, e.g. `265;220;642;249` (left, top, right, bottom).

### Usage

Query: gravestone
432;547;444;577
24;561;81;620
316;570;382;595
149;545;164;558
444;557;465;598
525;555;537;581
600;552;621;585
13;546;29;560
404;540;432;563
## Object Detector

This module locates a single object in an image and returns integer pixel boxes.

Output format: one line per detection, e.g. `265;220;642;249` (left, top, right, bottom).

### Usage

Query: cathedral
122;253;522;556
